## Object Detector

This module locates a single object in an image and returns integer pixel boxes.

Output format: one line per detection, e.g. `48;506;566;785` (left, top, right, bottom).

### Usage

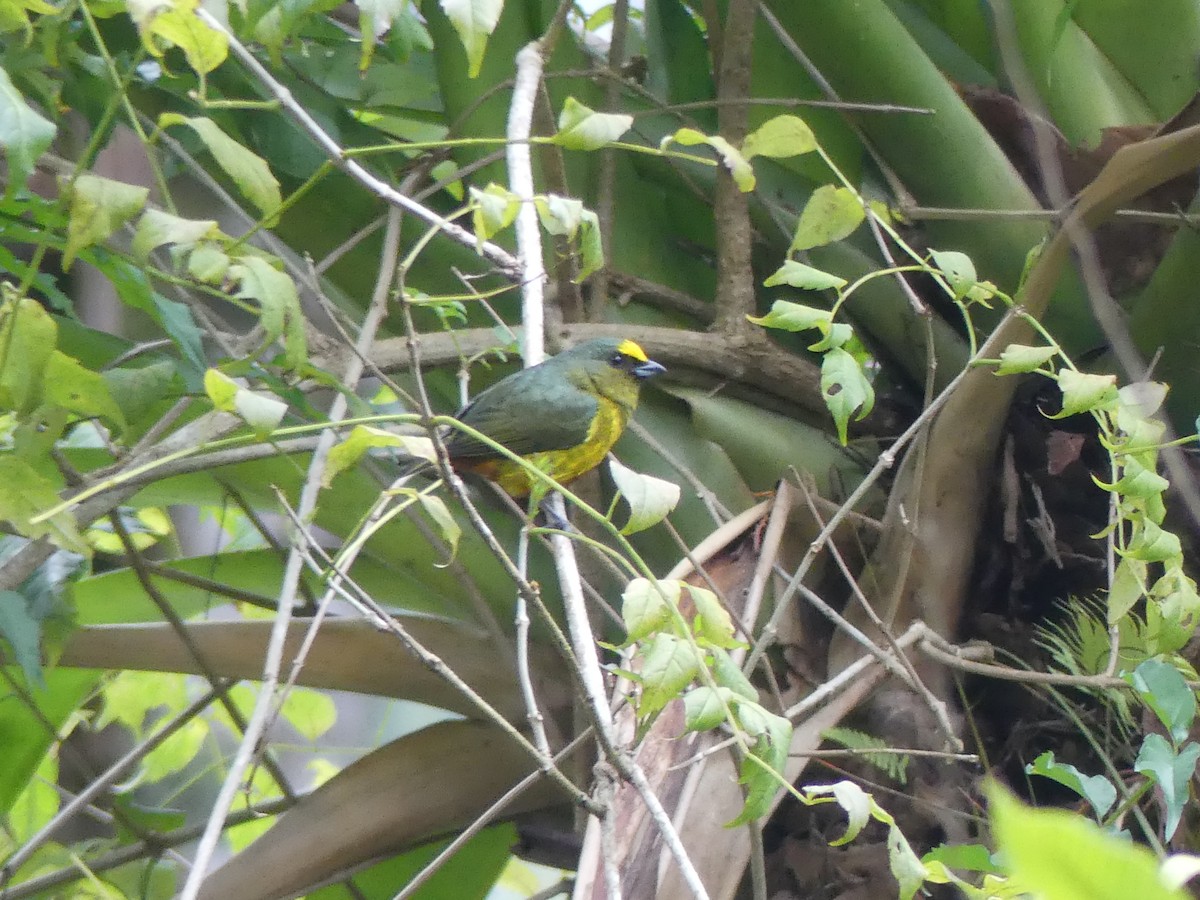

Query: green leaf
609;457;680;534
8;753;58;843
280;687;337;742
142;718;208;782
790;185;864;251
417;492;461;560
1053;369;1119;418
203;366;238;409
552;97;632;150
1127;658;1196;744
821;346;875;445
150;293;206;386
808;321;853;352
887;822;931;900
102;361;177;428
823;727;909;784
158;113;281;216
685;584;740;648
746;299;831;333
621;577;679;644
469;183;518;241
132;0;228;74
325;425;435;488
1124;518;1182;563
439;0;502;78
995;343;1058;375
826;780;871;845
921;843;1003;875
534;193;583;236
0;66;55;190
637;632;699;717
62;174;149;270
575;207;603;281
204;369;287;436
1151;568;1200;642
0;294;57;415
131;208;220;260
0;456;86;552
98;671;190;734
1135;735;1200;841
0;589;45;687
661;127;755;191
710;648;758;701
187;241;231;283
1106;458;1170;500
44;350;127;435
1117;381;1168;421
355;0;406;68
763;259;847;292
229;255;306;369
683;685;736;731
728;709;791;825
111;796;187;841
742;114;817;160
1026;751;1117;819
929;249;977;298
0;0;56;40
988;782;1188;900
1107;557;1147;623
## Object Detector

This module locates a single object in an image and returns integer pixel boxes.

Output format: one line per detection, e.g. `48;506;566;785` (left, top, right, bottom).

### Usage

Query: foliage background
3;0;1200;898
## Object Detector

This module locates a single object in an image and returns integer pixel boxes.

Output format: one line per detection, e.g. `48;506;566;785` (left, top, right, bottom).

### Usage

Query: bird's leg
532;492;574;532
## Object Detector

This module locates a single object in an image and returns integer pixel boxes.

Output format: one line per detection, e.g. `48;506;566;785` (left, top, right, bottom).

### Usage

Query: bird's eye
609;353;625;367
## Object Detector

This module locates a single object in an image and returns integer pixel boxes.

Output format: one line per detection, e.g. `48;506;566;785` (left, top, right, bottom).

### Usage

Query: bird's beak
634;359;667;380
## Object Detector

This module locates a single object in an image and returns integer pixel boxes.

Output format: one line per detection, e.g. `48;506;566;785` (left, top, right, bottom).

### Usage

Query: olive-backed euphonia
444;338;666;498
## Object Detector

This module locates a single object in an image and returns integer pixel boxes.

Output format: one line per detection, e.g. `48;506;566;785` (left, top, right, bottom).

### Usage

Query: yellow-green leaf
131;208;220;260
821;347;875;445
0;67;55;190
44;350;128;435
791;185;864;251
159;113;280;216
325;425;434;488
988;783;1188;900
609;458;680;534
440;0;502;78
62;173;149;269
1054;369;1119;418
621;577;680;644
763;260;847;291
661;127;755;191
130;0;227;74
469;183;519;241
0;456;86;552
229;255;306;369
552;97;632;150
742;114;817;160
0;294;57;415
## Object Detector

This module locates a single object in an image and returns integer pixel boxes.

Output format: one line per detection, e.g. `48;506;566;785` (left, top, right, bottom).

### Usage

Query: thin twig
794;480;962;751
196;9;520;278
0;796;294;900
179;212;393;900
1;687;224;882
744;305;1023;672
272;499;600;812
506;25;709;900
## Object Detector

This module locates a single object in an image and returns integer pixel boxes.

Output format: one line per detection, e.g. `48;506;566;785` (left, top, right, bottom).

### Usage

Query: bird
443;337;666;499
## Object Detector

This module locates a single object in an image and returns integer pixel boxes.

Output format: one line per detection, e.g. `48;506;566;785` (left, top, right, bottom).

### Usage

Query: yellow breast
490;397;629;497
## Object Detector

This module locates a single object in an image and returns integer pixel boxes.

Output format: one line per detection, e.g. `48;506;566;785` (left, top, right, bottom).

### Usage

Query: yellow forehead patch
616;339;648;362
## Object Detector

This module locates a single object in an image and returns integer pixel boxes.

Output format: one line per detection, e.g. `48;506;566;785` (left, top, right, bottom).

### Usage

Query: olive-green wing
444;371;599;461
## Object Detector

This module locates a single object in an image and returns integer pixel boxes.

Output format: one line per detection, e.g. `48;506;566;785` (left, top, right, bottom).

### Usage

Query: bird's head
554;338;666;408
